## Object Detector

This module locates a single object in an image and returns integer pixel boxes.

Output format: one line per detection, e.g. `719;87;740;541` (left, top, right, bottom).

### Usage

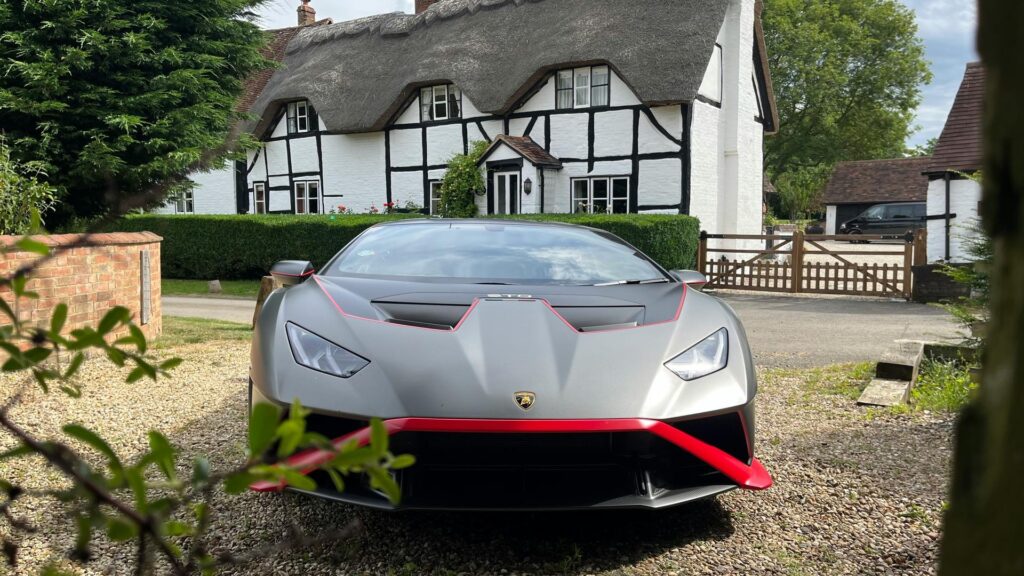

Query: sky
256;0;978;148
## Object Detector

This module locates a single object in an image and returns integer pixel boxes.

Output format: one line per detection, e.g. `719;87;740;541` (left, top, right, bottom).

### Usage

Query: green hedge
110;213;699;280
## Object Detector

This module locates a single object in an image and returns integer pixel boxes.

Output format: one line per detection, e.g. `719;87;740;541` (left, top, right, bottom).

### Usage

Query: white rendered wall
927;177;982;263
688;101;721;234
390;128;423;167
594;110;635;157
427;123;464;166
321;132;386;212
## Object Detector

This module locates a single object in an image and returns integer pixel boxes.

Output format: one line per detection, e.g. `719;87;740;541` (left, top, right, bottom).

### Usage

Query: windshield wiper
592;278;671;287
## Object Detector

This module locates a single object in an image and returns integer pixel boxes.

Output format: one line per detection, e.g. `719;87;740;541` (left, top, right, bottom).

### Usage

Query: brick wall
0;232;163;341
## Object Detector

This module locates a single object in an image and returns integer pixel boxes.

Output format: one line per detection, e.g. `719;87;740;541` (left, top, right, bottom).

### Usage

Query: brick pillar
416;0;442;14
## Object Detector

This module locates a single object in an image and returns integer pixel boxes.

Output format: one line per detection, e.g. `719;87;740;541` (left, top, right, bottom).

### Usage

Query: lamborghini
249;219;771;510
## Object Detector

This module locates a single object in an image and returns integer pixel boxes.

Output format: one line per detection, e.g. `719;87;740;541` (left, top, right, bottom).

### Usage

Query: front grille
389;431;724;508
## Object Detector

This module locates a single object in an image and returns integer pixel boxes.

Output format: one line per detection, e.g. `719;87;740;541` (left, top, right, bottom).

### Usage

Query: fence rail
697;230;927;300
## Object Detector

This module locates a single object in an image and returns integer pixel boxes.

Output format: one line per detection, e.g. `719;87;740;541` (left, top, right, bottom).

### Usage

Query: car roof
373;218;592;231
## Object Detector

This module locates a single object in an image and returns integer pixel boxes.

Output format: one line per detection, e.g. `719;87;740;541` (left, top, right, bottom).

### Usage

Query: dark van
840;202;926;238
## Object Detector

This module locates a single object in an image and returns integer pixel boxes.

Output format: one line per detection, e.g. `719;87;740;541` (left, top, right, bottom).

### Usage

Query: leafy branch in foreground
0;237;412;574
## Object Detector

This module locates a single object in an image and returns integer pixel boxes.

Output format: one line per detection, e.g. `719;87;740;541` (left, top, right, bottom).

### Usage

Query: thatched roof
248;0;732;135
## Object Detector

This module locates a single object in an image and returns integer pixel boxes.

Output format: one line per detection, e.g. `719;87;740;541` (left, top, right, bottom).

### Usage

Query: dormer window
556;65;610;110
420;85;462;122
286;100;316;134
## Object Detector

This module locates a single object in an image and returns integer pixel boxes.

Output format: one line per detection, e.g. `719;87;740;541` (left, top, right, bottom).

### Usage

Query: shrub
109;213;700;279
438;141;488;218
0;138;57;234
911;358;979;413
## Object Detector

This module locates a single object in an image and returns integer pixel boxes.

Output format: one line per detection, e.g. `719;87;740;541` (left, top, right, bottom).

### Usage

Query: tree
775;165;830;220
762;0;931;180
907;136;938;158
0;138;56;234
0;0;269;225
438;141;489;218
939;1;1024;573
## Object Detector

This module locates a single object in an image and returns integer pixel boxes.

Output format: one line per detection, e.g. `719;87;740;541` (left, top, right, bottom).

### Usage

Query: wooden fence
697;230;927;299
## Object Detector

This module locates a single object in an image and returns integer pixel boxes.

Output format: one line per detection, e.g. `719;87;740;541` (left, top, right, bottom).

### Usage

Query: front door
494;172;519;215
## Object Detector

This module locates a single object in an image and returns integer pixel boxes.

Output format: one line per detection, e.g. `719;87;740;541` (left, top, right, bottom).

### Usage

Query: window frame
571;176;631;214
286;100;315;134
420;85;462;123
555;65;612;110
294;180;321;215
174;189;194;214
429;181;443;215
253;182;267;214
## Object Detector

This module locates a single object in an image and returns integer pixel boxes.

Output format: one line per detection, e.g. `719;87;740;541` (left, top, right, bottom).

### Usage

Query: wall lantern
524;178;533;195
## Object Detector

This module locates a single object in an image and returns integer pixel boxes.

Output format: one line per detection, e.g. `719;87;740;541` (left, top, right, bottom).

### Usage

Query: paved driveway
163;292;959;369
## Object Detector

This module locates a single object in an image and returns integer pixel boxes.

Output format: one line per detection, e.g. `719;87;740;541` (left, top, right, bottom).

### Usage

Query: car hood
251;276;755;421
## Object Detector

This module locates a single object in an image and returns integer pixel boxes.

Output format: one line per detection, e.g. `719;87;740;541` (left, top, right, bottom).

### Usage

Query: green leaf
369;418;388;456
279;468;317;491
106;517;137;542
126;366;147;384
325;468;346;492
147;431;177;481
50;303;68;335
390;454;416;470
63;352;84;379
0;444;32;461
248;403;279;457
223;472;256;495
97;306;130;335
163;520;193;537
159;357;182;372
130;325;148;353
15;237;49;256
367;467;401;505
275;419;303;458
125;467;149;512
63;424;123;473
192;457;210;486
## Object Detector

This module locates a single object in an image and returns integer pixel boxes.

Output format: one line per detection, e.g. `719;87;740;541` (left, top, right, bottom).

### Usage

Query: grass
163;279;260;299
766;362;875;402
154;317;252;350
910;358;978;413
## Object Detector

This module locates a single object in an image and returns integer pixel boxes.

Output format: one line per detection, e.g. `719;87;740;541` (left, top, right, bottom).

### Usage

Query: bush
109;213;700;279
438;141;488;218
911;358;979;413
0;138;57;234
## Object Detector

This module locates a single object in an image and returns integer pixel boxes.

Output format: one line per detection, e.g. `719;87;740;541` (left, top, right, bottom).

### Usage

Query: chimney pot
298;0;316;26
415;0;442;14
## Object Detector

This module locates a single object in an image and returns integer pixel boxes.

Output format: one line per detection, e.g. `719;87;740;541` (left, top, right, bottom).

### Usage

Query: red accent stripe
272;270;316;278
311;275;687;334
249;416;772;493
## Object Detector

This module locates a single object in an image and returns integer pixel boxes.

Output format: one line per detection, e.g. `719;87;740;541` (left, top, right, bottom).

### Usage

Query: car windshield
325;222;669;286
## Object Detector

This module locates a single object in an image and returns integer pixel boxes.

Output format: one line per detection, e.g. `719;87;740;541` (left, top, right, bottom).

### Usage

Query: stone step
875;340;926;381
858;379;912;407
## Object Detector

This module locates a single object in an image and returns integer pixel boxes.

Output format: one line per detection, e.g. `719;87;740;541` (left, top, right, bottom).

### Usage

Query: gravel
0;337;953;575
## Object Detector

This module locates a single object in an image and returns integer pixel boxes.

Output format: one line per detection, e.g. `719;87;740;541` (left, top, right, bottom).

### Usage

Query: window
294;181;320;215
420;85;462;122
254;182;267;214
174;190;194;214
287;100;316;134
555;65;611;110
429;181;443;215
572;177;630;214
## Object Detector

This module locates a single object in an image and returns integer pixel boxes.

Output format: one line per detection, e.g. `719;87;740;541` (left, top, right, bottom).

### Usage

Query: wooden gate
697;230;927;300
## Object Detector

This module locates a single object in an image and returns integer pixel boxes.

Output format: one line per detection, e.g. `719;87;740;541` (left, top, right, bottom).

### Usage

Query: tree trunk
939;1;1024;574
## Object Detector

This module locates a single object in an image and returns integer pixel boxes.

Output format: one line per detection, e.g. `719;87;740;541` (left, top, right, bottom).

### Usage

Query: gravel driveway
1;335;952;575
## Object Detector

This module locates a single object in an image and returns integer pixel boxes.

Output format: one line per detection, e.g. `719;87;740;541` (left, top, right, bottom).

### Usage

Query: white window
429;181;443;215
556;66;611;110
287;100;314;134
174;190;194;214
294;181;320;215
420;85;462;122
253;182;267;214
571;177;630;214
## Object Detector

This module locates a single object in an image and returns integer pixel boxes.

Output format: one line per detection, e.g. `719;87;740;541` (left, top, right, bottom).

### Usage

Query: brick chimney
415;0;442;14
297;0;316;26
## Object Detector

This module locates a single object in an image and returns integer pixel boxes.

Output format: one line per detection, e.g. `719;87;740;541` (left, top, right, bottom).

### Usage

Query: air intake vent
373;302;471;331
552;306;645;332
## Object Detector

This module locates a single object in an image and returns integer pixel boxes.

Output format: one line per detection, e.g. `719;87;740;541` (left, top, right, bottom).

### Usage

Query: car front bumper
250;411;772;511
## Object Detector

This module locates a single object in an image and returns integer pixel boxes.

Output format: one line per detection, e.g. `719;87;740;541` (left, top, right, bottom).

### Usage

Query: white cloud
257;0;414;29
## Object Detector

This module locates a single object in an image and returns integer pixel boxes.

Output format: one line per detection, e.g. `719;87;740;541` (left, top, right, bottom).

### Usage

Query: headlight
286;323;369;378
665;328;729;381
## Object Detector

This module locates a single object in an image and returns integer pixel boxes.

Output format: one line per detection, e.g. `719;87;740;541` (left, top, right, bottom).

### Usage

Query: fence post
698;230;708;274
903;231;915;300
913;228;928;267
790;230;804;293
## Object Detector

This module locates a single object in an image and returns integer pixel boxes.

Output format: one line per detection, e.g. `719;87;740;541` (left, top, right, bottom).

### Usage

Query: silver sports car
249;219;772;510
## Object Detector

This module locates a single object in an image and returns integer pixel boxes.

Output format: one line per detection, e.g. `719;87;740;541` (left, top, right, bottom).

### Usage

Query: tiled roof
237;19;332;114
926;62;984;174
822;157;932;205
479;136;563;169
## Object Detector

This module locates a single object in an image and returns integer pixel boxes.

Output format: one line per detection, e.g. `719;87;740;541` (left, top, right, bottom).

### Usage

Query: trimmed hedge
110;213;700;280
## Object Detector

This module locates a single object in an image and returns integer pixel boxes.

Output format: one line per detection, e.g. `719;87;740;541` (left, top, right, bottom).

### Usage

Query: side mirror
270;260;315;286
672;270;708;290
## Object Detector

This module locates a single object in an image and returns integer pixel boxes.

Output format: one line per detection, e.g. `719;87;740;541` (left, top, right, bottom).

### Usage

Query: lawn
163;279;260;299
154;316;252;350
